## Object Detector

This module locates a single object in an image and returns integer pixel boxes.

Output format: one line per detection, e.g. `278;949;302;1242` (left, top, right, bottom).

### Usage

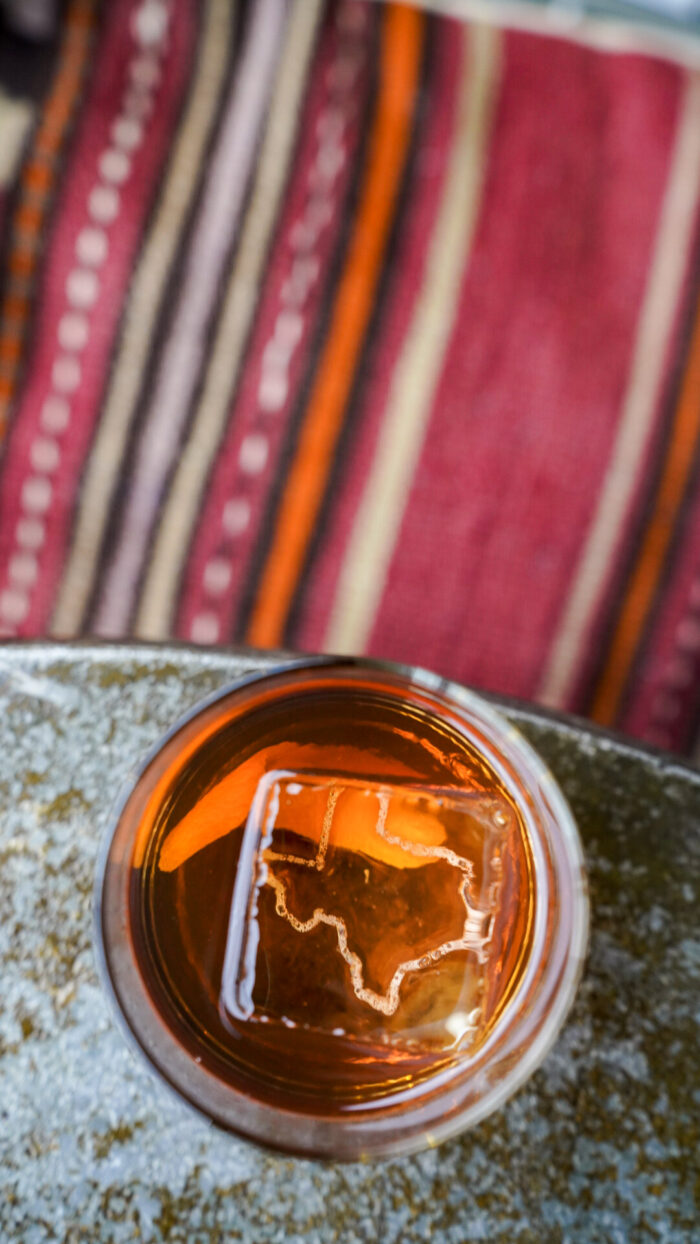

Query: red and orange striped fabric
1;0;700;755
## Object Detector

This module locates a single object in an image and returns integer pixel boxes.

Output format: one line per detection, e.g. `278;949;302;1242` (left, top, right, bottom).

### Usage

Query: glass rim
94;654;589;1160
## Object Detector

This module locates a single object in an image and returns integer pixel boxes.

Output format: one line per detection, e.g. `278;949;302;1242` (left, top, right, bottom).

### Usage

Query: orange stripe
245;3;424;648
24;164;53;194
0;0;96;431
5;296;29;322
16;204;43;232
591;294;700;725
8;252;34;278
0;340;23;363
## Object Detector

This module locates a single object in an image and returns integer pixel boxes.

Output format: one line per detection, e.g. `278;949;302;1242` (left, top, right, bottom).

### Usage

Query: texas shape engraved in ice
220;769;512;1029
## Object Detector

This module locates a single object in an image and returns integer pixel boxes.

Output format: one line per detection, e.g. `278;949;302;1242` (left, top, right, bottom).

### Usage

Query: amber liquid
130;680;535;1113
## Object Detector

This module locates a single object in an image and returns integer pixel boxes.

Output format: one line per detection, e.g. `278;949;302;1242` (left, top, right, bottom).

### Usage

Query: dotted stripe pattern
0;0;98;427
0;0;171;636
186;0;371;645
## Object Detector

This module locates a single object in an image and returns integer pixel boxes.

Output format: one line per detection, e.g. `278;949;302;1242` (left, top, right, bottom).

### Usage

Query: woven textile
1;0;700;753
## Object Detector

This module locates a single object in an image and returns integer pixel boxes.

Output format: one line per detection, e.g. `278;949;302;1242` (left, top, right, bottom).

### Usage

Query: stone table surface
0;641;698;1244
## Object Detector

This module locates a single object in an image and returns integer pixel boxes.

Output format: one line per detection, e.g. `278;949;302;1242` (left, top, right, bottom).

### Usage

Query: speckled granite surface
0;642;698;1243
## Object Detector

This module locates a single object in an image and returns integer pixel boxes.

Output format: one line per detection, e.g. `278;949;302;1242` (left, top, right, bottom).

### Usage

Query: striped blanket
0;0;699;755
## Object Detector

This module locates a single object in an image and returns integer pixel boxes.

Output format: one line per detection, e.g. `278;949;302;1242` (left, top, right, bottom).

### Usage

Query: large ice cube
220;769;517;1052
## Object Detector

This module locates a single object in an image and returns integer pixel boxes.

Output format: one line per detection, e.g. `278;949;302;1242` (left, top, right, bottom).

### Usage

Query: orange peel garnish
157;744;447;873
268;785;447;871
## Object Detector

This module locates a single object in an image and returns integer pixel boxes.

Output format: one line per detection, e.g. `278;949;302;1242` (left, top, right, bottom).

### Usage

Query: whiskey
98;659;587;1158
128;675;535;1111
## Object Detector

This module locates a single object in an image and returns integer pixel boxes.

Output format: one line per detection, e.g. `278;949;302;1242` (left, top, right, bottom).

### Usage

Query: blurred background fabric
1;0;700;754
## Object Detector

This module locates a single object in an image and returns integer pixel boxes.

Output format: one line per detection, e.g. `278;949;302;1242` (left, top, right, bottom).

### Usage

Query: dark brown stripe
232;2;381;641
283;13;435;648
573;211;700;718
584;212;700;725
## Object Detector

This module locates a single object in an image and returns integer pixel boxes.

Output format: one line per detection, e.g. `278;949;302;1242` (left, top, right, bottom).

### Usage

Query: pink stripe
293;16;463;653
0;0;195;637
365;33;681;700
93;0;287;636
176;0;376;645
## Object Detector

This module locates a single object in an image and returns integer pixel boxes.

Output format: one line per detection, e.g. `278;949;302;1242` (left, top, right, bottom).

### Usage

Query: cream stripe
93;0;286;636
51;0;234;636
324;24;501;655
538;72;700;709
135;0;322;639
0;90;33;188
